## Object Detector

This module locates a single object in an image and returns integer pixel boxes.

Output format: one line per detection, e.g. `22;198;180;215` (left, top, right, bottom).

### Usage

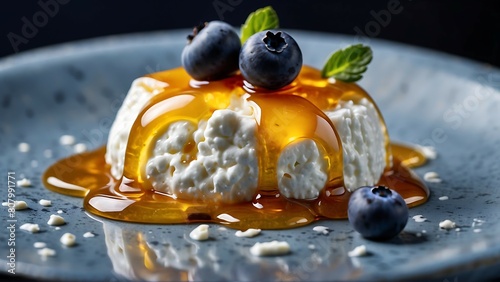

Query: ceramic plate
1;30;500;281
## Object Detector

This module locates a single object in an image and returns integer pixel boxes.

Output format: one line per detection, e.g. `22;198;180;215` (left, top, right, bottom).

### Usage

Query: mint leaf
240;6;279;44
321;44;373;82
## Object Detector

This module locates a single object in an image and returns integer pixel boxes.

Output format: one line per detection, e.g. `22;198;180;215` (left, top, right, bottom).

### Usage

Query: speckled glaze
1;30;500;281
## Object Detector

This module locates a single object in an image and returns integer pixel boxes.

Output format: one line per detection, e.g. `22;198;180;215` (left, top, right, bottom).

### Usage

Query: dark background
1;0;500;67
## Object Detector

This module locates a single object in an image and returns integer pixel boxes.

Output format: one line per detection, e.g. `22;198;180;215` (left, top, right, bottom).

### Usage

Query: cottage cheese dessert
105;67;387;204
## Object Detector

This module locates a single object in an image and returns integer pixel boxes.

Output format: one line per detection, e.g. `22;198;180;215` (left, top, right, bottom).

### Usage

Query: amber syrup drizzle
43;66;429;230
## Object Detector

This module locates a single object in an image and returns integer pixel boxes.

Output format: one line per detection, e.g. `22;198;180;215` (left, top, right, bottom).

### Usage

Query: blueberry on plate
348;185;409;240
239;30;302;89
182;21;241;81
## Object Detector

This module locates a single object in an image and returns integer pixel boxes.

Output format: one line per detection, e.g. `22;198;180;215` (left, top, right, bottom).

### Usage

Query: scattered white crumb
439;219;456;230
74;143;87;153
20;223;40;233
39;199;52;207
422;230;427;233
60;233;76;246
473;229;482;233
44;149;53;158
412;215;427;223
235;228;261;238
83;232;95;238
189;224;209;241
308;244;316;250
59;135;76;145
17;178;32;187
31;160;38;168
348;245;368;257
438;196;449;201
18;142;30;153
34;242;46;248
312;226;330;235
250;241;291;256
57;210;64;214
455;228;461;232
472;218;485;228
5;200;29;210
38;248;56;257
416;232;422;237
417;145;437;160
47;214;66;226
217;227;227;231
424;172;442;183
55;227;61;230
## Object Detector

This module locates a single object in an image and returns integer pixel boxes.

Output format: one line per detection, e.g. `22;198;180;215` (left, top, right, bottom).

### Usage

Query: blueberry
348;186;409;240
239;30;302;89
182;21;241;81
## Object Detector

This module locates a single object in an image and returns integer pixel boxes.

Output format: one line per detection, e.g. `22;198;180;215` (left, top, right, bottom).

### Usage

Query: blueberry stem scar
263;31;288;53
187;22;207;42
371;186;392;197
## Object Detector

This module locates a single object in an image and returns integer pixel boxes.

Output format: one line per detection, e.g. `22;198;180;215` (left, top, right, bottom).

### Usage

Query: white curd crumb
55;227;61;230
308;244;316;250
417;145;437;160
60;233;76;246
15;201;29;210
39;199;52;207
455;228;461;232
74;143;87;153
218;227;228;231
59;135;76;145
18;142;30;153
439;219;456;230
47;214;66;226
424;172;442;183
34;242;46;248
472;218;485;228
20;223;40;233
38;248;56;257
3;200;29;210
44;149;53;158
438;196;449;201
83;232;95;238
250;241;291;256
17;178;32;187
189;224;209;241
235;228;261;238
312;226;330;235
412;215;427;223
473;229;482;233
57;210;64;214
348;245;368;257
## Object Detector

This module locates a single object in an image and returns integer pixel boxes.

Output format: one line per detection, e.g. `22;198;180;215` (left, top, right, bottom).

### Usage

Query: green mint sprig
240;6;279;44
321;44;372;82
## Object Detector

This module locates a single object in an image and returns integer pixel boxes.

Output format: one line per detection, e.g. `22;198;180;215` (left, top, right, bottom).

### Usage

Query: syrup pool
43;66;429;230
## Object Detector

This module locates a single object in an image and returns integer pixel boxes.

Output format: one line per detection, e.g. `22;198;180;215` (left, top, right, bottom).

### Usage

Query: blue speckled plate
1;30;500;281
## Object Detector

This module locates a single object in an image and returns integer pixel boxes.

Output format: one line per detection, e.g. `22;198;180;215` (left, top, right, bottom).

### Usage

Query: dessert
43;7;429;230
